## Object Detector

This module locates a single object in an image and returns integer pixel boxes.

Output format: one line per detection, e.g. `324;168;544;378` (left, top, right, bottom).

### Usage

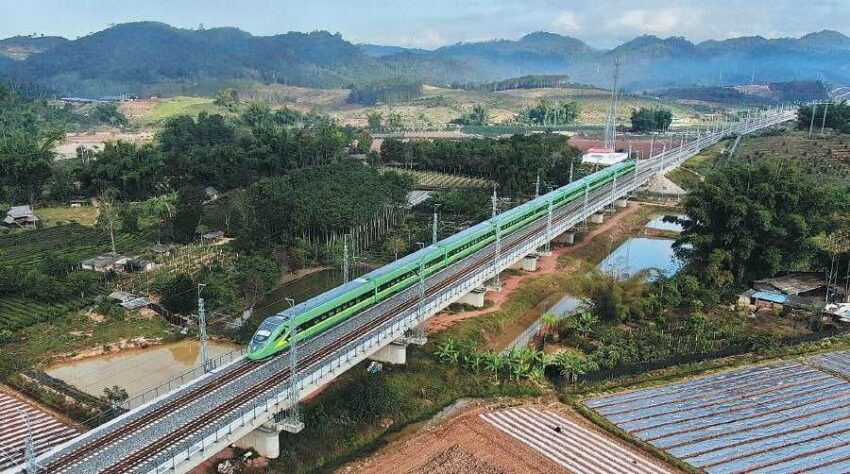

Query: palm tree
482;351;502;381
434;339;459;365
540;313;560;343
554;351;591;383
575;310;599;337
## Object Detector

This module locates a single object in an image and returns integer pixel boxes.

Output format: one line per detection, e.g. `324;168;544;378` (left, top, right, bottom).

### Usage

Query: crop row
0;297;88;332
0;224;152;267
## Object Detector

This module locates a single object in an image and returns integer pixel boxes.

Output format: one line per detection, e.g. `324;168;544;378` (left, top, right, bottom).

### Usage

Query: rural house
80;253;128;272
3;205;39;227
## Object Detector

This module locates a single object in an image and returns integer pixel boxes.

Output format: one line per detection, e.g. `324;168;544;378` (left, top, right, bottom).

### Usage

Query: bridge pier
554;231;575;245
522;253;539;272
369;328;427;365
614;198;629;208
589;213;604;224
459;287;487;308
236;422;282;459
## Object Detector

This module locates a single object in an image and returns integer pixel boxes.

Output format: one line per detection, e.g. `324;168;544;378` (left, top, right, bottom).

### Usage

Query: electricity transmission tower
603;58;621;151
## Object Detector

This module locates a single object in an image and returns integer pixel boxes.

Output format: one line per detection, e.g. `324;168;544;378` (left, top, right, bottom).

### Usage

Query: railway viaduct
10;105;798;474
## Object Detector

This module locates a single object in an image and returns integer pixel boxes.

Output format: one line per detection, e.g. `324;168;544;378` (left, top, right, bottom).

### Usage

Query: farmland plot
481;407;673;474
586;360;850;473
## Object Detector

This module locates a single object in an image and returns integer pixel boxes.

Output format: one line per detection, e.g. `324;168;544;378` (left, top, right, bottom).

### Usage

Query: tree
102;385;129;406
674;159;848;288
213;88;239;109
366;111;383;132
384;235;406;260
580;270;649;323
435;339;460;364
171;186;205;243
160;273;196;314
121;206;140;233
554;351;593;383
540;313;560;343
354;130;373;154
630;107;673;132
96;188;120;254
455;104;489;126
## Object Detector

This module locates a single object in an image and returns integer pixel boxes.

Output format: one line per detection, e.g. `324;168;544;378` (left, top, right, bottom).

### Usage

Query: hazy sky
1;0;848;49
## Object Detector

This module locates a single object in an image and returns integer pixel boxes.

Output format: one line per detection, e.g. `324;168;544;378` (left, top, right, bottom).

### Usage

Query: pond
45;340;238;400
645;214;685;233
598;237;684;279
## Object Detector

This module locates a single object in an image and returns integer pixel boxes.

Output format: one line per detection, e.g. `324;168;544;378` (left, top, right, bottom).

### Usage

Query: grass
9;311;177;365
136;97;232;126
34;206;98;226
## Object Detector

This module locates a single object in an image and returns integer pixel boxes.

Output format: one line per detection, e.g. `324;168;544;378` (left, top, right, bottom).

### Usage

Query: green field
666;131;850;190
136;96;233;126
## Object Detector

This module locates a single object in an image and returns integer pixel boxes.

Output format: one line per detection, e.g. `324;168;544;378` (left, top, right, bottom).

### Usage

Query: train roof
434;219;493;248
270;276;372;322
363;242;440;280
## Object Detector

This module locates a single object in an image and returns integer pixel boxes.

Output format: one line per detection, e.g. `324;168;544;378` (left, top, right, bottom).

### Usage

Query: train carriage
248;159;637;360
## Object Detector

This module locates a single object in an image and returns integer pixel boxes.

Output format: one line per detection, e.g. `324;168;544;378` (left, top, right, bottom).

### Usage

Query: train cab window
253;329;271;342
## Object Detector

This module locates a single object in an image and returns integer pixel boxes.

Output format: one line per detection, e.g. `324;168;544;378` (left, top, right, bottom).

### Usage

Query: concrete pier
555;232;575;245
614;198;629;208
236;422;282;459
522;254;539;272
459;287;487;308
369;342;408;365
589;213;604;224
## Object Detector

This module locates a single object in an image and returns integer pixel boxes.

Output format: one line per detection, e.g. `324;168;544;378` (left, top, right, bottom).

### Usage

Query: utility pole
343;234;350;284
493;223;501;289
545;197;553;254
491;186;498;219
568;160;574;184
809;103;817;137
535;173;540;199
17;408;37;474
432;205;439;245
197;284;211;373
820;102;829;135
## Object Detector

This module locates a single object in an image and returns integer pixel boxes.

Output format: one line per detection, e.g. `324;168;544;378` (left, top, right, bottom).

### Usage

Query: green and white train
247;160;636;360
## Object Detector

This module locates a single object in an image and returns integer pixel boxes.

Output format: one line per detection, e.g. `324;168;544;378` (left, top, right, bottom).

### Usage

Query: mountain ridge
1;22;848;96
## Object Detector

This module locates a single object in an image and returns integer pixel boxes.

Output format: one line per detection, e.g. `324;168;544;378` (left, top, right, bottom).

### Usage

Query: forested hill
2;22;850;96
0;22;403;96
0;35;68;60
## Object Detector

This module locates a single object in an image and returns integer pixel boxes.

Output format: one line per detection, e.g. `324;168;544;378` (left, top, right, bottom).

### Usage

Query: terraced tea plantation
0;224;153;332
734;132;850;182
0;224;151;267
0;297;90;332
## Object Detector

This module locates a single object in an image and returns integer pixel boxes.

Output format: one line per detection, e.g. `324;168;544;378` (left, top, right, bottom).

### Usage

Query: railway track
37;110;794;473
46;169;626;474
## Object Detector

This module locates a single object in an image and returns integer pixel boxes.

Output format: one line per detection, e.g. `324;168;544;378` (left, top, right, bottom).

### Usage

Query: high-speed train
247;160;636;360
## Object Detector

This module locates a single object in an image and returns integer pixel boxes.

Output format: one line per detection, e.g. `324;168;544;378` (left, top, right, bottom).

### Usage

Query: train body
247;160;636;360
